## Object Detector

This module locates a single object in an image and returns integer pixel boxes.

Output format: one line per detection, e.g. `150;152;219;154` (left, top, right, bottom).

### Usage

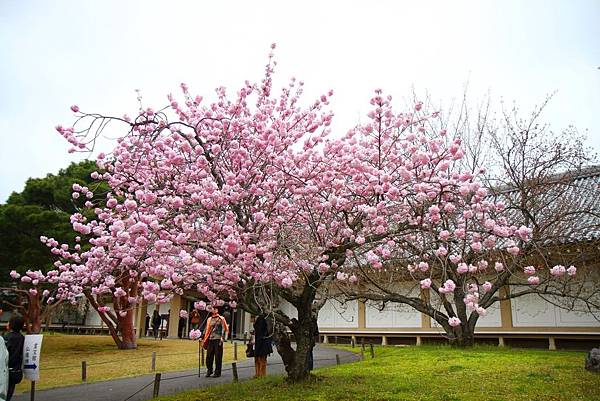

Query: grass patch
157;345;600;401
15;334;240;392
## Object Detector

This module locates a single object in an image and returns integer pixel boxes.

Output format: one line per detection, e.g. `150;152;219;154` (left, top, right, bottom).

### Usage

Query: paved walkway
13;345;360;401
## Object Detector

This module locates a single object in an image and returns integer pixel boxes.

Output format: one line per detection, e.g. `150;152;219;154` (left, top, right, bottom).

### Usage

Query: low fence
121;348;368;401
23;341;370;401
31;342;218;386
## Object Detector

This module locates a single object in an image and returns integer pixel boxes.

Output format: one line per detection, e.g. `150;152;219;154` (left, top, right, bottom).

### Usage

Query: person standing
252;314;273;377
144;313;150;337
190;309;201;330
202;308;229;378
151;310;161;339
4;315;24;401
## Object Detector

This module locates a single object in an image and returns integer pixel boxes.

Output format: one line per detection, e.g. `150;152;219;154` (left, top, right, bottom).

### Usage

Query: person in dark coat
4;315;25;401
151;310;162;339
144;313;150;337
252;314;273;377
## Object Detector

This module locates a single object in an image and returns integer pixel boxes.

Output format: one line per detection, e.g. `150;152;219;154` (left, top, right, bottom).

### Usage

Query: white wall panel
511;291;557;327
429;290;502;328
365;301;422;328
476;302;502;328
84;302;113;326
279;299;298;320
318;299;358;328
556;307;600;327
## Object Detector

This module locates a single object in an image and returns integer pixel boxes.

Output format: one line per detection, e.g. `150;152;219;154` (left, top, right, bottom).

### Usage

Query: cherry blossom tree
47;47;344;367
3;269;63;333
43;47;596;379
336;94;600;346
39;184;166;349
1;160;104;333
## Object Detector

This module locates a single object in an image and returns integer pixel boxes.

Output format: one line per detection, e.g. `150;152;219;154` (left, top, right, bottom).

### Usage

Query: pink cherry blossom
420;278;432;289
550;265;566;277
189;329;202;340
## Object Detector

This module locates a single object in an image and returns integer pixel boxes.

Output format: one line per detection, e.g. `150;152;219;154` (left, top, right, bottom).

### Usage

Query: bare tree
337;94;600;346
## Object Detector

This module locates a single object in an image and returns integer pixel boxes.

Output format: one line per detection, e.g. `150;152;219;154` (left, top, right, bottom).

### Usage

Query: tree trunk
275;297;316;382
27;293;42;334
447;324;475;347
117;309;137;349
287;329;313;381
84;292;137;349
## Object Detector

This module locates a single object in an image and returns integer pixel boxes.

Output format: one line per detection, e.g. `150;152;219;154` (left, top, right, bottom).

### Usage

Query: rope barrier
37;350;362;401
122;380;154;401
42;353;358;372
41;350;207;370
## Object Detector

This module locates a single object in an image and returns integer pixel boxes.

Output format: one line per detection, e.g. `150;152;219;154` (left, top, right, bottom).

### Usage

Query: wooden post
351;335;356;348
336;354;340;365
360;347;365;361
81;361;87;383
335;336;338;345
369;343;375;359
234;342;238;360
549;337;557;351
498;336;505;347
30;381;36;401
416;336;422;346
232;362;239;382
151;352;156;371
153;373;161;398
198;341;202;377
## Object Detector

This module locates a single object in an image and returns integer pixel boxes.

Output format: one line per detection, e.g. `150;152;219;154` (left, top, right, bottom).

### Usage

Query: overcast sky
1;0;599;202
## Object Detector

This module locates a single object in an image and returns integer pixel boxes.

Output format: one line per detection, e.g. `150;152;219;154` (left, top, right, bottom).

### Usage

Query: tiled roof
489;165;600;245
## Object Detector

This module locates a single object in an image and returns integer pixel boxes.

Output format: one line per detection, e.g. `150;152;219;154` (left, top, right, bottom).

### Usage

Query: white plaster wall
429;290;502;328
556;306;600;327
511;291;557;327
511;288;600;327
84;302;113;326
318;299;358;328
279;299;298;320
365;283;422;328
365;301;422;328
475;302;502;328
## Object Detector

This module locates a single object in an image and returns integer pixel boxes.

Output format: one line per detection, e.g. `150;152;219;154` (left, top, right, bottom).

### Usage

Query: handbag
202;318;215;350
245;342;255;358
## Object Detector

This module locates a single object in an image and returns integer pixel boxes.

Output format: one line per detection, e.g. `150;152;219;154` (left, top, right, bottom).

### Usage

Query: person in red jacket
202;308;229;378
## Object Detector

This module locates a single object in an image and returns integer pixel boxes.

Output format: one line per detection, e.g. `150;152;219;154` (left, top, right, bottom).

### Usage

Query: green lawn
157;345;600;401
15;334;241;392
